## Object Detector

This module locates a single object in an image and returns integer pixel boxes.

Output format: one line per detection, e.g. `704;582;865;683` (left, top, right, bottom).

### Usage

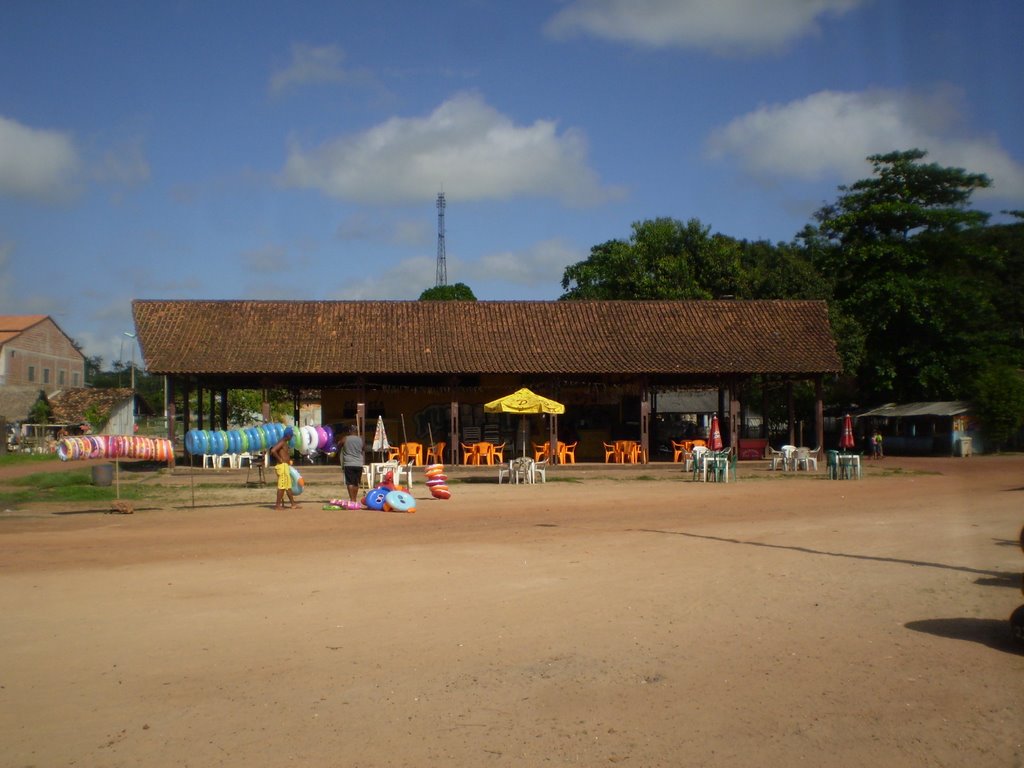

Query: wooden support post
815;376;824;454
450;399;460;464
640;389;651;464
787;381;796;446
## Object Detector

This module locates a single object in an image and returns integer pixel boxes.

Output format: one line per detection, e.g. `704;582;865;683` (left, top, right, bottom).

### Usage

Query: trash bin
91;463;114;486
957;437;973;457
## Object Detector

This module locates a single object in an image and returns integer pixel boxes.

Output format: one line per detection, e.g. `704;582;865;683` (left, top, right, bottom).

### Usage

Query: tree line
557;150;1024;447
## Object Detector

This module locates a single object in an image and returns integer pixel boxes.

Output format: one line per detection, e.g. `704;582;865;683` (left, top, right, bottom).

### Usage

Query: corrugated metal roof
857;401;972;418
132;299;842;378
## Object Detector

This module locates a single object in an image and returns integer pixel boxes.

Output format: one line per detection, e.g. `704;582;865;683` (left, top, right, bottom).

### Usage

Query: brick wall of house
0;318;86;390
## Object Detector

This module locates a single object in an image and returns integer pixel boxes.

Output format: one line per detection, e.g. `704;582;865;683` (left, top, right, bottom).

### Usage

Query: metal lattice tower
435;192;447;287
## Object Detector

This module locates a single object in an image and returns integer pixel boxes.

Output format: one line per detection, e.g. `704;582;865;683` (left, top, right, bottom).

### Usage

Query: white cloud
270;43;357;94
329;254;435;300
324;239;581;301
465;238;582;288
705;88;1024;200
0;115;80;202
241;243;289;274
336;212;432;247
0;239;13;307
543;0;864;53
282;92;622;206
92;137;150;187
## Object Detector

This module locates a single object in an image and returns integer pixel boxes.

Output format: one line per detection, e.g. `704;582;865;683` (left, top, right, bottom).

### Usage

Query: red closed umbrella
840;413;855;452
707;414;723;451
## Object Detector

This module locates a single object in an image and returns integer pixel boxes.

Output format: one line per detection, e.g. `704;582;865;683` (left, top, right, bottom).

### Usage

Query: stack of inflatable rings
184;424;336;457
424;463;451;500
56;435;173;462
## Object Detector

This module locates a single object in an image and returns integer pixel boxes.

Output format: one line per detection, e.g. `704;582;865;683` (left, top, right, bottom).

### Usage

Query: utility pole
123;331;136;430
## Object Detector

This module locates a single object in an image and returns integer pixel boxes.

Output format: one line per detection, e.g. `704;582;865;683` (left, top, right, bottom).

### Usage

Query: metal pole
123;331;137;430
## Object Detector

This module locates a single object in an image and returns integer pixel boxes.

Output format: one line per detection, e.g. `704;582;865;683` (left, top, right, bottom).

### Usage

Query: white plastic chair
394;459;415;487
689;445;709;477
499;456;532;484
780;445;797;471
797;447;819;472
528;459;548;484
373;460;400;486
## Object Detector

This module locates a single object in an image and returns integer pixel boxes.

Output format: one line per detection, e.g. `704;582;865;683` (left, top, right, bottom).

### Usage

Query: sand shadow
640;528;1011;579
905;617;1024;656
973;572;1023;589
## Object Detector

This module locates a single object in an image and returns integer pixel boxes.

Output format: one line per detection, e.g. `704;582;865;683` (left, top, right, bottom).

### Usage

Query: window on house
59;370;66;385
73;372;80;386
28;366;35;382
43;368;50;384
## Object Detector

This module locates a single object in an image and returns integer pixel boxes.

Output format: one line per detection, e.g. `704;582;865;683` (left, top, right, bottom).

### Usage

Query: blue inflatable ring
384;490;416;513
363;488;388;510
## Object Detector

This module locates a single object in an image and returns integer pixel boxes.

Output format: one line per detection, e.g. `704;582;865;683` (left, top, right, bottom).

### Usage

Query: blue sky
2;0;1022;366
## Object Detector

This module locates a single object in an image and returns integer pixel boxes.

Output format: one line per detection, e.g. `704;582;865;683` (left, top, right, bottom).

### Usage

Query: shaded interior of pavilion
169;372;830;465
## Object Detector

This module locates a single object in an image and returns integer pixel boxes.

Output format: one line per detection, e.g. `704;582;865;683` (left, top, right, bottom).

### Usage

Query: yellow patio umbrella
484;388;565;457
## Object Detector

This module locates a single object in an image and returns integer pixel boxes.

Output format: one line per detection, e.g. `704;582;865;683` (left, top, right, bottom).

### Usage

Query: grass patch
874;466;940;477
0;453;60;468
0;468;156;505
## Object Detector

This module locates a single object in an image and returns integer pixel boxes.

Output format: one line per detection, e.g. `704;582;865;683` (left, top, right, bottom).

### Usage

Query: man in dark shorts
339;424;364;502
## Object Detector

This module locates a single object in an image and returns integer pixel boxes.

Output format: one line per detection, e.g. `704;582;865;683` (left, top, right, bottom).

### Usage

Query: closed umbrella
840;413;855;452
372;415;390;460
484;387;565;458
707;414;723;451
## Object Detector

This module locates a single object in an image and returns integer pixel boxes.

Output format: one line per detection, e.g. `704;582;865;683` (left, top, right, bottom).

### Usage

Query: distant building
0;315;85;390
856;401;979;456
0;315;87;426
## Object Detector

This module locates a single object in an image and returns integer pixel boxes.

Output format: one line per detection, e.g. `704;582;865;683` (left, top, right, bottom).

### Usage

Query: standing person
872;430;884;459
339;424;364;503
271;427;298;509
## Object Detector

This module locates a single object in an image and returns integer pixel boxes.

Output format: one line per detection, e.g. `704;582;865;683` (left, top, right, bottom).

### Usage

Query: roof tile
132;299;842;377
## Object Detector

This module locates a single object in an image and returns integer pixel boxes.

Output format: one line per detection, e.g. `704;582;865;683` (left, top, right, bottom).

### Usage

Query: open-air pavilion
132;299;842;463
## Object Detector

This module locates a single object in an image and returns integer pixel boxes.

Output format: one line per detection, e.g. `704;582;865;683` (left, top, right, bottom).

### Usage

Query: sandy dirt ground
1;455;1022;767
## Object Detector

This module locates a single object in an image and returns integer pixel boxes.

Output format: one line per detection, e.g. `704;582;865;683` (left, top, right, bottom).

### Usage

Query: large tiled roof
132;299;841;378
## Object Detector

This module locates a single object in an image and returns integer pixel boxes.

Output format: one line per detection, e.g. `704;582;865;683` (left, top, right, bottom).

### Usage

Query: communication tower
435;192;447;287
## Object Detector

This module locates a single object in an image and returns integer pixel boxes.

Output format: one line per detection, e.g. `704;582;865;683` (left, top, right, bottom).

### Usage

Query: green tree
963;217;1024;360
973;364;1024;451
810;149;1001;402
560;218;743;300
83;404;106;432
419;283;477;300
738;237;830;300
84;354;103;383
29;391;52;424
